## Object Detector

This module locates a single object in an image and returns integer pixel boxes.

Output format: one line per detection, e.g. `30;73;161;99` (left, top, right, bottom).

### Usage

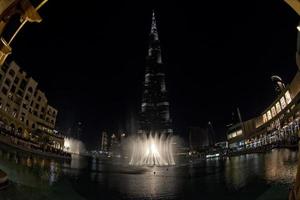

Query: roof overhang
285;0;300;16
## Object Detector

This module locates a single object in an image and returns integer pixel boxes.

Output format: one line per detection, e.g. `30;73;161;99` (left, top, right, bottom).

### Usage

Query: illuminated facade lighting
139;10;172;134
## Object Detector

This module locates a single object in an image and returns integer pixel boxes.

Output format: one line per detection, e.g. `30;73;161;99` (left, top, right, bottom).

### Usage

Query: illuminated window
236;130;243;136
263;114;268;123
285;91;292;104
280;97;286;109
267;110;272;120
271;106;276;117
276;102;281;113
232;132;237;138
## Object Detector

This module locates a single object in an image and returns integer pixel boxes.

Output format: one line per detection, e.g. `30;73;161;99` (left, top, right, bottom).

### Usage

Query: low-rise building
0;61;63;149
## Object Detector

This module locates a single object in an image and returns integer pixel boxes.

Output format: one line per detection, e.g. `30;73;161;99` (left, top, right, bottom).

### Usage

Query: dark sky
7;1;300;149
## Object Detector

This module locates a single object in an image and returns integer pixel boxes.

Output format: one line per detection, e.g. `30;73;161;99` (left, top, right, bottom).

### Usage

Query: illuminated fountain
64;137;86;155
129;132;175;166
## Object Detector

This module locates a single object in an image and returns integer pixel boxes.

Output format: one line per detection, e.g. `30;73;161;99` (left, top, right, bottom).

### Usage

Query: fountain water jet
129;132;175;166
64;137;86;155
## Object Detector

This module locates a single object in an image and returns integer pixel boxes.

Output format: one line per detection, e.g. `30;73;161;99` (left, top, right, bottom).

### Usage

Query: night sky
7;1;300;149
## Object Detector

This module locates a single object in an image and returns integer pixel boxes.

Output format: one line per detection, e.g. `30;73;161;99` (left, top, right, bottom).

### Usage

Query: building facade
0;61;62;148
227;23;300;150
227;83;300;150
100;131;108;152
139;11;172;134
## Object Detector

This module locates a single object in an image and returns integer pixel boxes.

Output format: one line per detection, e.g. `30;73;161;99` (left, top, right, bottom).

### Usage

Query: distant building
0;61;63;148
73;121;83;139
100;131;108;152
208;121;216;146
109;133;120;155
215;141;228;149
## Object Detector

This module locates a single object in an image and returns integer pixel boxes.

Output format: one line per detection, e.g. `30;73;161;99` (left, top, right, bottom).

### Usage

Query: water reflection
0;144;298;200
264;149;298;183
224;149;298;191
0;146;64;188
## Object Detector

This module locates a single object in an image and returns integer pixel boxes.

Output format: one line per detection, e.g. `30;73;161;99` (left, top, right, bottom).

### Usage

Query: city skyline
7;1;300;149
0;1;300;200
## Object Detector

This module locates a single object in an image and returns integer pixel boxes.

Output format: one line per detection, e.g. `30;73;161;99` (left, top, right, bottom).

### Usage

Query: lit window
285;91;292;104
263;114;268;123
271;106;276;117
236;130;243;136
280;97;286;109
267;110;272;120
232;132;237;138
276;102;281;113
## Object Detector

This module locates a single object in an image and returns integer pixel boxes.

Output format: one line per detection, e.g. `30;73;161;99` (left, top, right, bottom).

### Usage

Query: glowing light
150;143;157;153
129;132;175;166
297;25;300;32
64;137;86;155
206;153;220;158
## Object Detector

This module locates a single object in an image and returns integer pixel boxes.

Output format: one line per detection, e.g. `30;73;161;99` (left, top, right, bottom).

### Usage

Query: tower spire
139;11;172;135
148;10;162;63
151;10;159;40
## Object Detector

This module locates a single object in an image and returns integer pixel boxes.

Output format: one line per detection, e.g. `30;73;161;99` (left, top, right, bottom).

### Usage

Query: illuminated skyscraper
139;11;172;134
100;131;108;152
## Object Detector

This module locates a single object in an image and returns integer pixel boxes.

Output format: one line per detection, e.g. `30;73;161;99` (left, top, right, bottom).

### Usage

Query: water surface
0;145;298;200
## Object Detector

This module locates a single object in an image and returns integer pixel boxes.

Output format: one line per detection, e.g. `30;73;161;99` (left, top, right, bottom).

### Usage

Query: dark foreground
0;145;298;200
